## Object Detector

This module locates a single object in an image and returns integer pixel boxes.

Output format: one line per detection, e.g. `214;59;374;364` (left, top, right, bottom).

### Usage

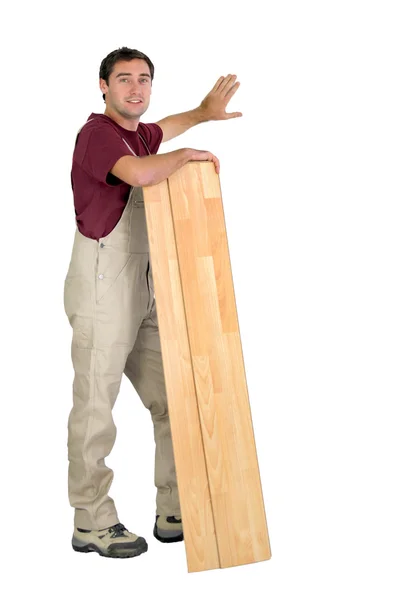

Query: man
64;46;241;559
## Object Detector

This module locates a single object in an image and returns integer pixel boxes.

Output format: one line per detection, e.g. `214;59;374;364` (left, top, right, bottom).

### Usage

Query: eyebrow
115;72;151;78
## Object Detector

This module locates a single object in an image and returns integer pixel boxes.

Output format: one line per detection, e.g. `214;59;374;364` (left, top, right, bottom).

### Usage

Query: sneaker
72;522;148;558
153;515;183;543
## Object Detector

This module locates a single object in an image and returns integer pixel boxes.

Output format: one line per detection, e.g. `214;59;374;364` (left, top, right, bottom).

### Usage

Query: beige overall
64;130;180;530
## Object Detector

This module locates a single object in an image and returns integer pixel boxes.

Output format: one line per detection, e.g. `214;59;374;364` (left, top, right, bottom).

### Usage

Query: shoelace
166;516;182;524
108;523;128;538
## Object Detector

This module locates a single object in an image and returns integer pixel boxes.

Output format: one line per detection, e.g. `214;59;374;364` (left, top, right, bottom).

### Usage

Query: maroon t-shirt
71;113;163;240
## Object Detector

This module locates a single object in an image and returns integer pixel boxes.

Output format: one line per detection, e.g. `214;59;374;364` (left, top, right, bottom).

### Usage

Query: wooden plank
143;162;271;571
143;180;220;573
168;162;271;568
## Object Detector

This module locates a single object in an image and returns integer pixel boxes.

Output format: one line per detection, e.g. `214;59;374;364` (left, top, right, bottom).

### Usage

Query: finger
219;74;237;92
225;112;243;119
224;81;240;100
211;76;225;93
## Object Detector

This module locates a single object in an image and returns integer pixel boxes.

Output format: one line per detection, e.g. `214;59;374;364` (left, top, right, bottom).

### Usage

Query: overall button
98;274;104;280
100;243;105;248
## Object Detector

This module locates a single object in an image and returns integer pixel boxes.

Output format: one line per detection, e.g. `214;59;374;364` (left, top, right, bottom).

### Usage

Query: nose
129;81;141;95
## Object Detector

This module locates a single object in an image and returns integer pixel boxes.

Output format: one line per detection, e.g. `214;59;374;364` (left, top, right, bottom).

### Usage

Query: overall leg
68;342;132;530
65;246;144;531
123;301;181;519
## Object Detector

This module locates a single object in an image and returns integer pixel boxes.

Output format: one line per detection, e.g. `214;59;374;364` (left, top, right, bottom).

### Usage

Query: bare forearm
156;107;208;143
138;148;193;186
111;148;194;187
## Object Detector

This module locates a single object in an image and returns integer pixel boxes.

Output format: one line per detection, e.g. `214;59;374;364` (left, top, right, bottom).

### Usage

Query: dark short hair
99;47;155;102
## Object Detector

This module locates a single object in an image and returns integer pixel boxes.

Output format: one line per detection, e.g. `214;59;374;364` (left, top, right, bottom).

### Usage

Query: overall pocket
63;275;94;347
95;249;133;304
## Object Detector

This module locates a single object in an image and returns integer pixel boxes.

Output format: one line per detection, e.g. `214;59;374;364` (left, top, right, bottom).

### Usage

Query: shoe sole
153;523;184;544
72;537;148;558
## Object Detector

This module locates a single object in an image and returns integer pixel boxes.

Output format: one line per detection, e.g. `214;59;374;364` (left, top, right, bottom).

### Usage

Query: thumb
226;111;243;119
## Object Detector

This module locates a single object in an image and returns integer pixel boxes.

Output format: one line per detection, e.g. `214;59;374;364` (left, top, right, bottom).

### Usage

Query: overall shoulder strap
74;118;95;147
138;131;151;155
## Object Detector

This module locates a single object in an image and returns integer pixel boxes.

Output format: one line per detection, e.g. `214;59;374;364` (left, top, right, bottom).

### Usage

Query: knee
149;400;169;421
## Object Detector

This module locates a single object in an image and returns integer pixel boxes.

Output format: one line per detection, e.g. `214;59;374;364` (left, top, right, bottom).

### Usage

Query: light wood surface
143;179;219;572
143;162;271;572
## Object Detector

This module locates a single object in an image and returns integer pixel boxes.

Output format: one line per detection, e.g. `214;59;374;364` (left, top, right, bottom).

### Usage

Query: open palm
199;74;243;121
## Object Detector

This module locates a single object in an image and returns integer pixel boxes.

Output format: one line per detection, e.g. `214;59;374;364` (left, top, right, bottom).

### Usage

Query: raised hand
198;75;243;121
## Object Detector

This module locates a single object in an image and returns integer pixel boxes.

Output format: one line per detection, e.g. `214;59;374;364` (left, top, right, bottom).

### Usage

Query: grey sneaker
72;522;148;558
153;515;183;543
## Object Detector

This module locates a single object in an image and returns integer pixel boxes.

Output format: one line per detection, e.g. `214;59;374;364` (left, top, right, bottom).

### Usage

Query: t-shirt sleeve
139;122;163;154
74;123;134;184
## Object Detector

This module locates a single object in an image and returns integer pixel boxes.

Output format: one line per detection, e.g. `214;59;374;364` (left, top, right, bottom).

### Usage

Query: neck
104;106;140;131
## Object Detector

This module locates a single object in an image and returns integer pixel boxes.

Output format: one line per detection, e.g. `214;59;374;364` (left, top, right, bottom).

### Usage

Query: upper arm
73;123;134;184
111;123;163;185
110;155;144;187
139;122;164;149
154;121;169;143
155;122;166;143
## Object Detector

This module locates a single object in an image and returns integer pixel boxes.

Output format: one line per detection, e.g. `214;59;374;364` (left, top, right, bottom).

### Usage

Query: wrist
181;148;195;163
191;106;209;124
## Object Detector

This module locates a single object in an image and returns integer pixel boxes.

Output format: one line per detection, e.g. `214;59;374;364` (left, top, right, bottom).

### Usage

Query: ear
99;78;108;96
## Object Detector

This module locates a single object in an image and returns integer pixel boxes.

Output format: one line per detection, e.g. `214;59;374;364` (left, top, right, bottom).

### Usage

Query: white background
2;0;400;597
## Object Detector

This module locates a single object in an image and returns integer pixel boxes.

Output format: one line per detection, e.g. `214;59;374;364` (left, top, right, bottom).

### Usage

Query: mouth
126;99;143;104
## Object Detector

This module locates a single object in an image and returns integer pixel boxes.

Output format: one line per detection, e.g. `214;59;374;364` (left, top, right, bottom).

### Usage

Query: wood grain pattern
143;180;219;573
143;162;271;571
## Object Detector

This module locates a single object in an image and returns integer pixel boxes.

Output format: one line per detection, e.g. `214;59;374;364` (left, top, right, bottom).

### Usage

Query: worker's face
100;59;152;119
